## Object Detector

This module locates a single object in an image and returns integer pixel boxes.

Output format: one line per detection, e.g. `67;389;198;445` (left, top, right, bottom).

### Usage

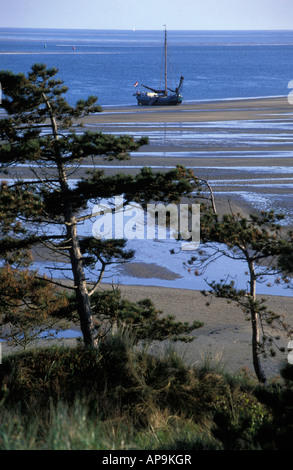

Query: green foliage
0;182;43;264
253;381;293;449
0;399;221;450
277;233;293;275
212;388;269;449
202;279;289;360
0;177;70;349
0;64;101;129
0;265;69;349
199;209;293;263
0;347;103;410
50;287;202;344
91;287;203;342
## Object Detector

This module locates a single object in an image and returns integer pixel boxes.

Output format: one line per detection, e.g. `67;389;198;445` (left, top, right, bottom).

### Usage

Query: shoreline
62;95;293;377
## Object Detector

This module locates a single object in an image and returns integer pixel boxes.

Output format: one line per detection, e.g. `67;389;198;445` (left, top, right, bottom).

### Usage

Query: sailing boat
133;27;184;106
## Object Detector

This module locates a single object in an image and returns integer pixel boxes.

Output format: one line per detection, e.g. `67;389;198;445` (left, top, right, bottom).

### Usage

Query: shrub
2;330;291;449
0;346;103;411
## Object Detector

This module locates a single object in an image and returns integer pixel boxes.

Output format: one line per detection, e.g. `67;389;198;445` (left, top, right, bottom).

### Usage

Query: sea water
0;28;293;105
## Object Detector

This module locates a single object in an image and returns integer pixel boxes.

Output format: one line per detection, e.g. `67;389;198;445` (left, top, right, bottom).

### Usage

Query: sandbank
81;96;292;124
102;283;292;379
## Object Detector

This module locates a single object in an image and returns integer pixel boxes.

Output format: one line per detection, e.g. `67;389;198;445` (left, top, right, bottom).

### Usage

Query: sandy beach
100;283;292;379
1;96;292;379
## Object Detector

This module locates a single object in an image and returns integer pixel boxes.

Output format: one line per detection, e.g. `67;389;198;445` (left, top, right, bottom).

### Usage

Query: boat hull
135;93;183;106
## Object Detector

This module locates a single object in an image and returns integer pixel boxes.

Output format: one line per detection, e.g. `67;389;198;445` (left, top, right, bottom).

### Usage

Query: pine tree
0;64;198;348
187;209;293;383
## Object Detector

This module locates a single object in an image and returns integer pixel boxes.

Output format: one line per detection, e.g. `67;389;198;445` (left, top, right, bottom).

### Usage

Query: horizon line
0;26;293;32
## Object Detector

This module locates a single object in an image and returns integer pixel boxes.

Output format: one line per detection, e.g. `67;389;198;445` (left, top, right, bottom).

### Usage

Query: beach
99;283;292;379
2;96;293;379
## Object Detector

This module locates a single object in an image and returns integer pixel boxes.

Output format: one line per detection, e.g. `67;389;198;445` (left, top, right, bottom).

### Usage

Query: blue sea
0;28;293;106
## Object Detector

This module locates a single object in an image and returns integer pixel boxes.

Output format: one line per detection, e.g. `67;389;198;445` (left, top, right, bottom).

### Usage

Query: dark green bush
0;347;103;410
0;333;292;449
253;364;293;450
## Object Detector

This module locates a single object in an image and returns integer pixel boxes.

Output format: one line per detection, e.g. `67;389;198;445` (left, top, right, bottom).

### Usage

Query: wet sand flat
77;96;293;219
81;96;293;124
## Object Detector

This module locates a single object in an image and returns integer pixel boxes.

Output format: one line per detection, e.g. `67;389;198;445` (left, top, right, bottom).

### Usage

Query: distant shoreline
2;94;292;226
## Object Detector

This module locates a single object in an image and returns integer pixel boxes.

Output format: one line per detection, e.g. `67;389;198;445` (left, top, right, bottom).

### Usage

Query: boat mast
164;25;167;96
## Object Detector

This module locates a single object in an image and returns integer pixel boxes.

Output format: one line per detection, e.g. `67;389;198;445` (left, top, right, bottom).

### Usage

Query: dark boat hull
135;92;183;106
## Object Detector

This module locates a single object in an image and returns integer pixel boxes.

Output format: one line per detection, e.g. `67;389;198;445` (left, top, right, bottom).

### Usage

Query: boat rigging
133;26;184;106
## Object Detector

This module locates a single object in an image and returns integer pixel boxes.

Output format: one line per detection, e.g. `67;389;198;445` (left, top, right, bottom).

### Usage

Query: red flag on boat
134;81;138;87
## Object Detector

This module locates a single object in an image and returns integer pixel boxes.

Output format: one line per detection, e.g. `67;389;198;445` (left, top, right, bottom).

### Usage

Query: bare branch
35;275;76;290
88;258;106;297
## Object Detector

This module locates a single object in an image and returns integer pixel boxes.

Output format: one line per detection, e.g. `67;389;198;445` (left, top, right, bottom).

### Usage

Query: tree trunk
66;217;97;347
248;259;267;384
43;93;97;348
